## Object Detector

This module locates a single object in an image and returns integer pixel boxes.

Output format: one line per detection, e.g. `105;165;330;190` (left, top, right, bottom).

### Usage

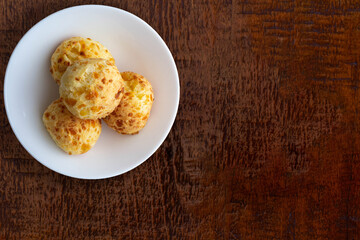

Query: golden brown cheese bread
42;99;101;155
50;37;115;85
60;58;124;120
104;71;154;135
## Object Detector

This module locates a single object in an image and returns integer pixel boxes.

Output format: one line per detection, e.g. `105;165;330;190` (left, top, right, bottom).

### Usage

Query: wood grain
2;0;360;239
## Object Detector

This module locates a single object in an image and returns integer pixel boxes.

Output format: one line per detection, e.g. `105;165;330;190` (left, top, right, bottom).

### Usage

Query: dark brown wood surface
2;0;360;239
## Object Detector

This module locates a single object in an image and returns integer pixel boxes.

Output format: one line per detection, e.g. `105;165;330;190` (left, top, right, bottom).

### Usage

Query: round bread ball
42;99;102;155
104;71;154;135
60;58;124;120
50;37;115;85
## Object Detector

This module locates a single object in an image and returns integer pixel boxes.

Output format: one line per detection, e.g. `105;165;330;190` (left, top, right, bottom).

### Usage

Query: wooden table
2;0;360;239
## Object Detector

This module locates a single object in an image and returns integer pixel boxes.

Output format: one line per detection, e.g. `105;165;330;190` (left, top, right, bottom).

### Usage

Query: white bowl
4;5;180;179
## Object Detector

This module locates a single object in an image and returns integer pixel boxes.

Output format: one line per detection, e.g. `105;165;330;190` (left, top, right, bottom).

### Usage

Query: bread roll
60;58;124;120
43;99;101;155
104;71;154;134
50;37;114;85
